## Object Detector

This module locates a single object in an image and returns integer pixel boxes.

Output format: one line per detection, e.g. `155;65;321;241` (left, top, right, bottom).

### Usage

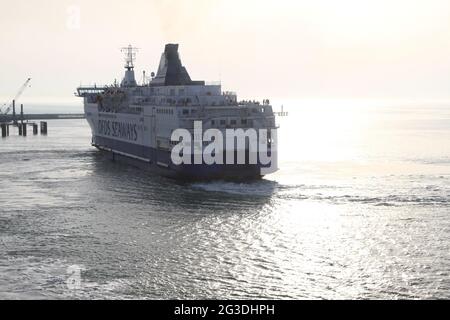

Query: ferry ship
77;44;278;180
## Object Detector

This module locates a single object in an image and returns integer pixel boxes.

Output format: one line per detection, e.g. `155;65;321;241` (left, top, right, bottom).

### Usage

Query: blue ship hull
94;136;266;181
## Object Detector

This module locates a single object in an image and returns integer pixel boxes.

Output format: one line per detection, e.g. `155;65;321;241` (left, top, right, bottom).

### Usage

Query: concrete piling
1;124;7;137
20;104;24;123
40;121;48;135
12;100;16;124
33;123;38;135
22;123;27;136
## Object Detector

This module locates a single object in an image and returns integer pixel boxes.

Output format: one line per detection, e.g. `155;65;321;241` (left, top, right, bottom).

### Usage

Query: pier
1;114;84;138
1;121;48;137
0;113;85;122
1;100;84;138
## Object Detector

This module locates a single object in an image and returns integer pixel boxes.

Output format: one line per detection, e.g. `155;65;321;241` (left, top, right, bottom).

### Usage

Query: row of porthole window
151;88;186;95
157;108;174;115
149;97;193;105
169;140;211;147
182;109;198;115
211;119;249;126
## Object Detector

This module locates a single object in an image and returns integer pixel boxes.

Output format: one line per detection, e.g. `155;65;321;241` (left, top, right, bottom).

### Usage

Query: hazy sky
1;0;450;104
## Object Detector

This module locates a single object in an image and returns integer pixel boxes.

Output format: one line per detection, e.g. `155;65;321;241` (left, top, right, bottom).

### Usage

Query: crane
0;78;32;115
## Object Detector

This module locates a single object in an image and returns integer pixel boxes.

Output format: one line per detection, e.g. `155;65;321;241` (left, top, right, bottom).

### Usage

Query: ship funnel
151;44;205;86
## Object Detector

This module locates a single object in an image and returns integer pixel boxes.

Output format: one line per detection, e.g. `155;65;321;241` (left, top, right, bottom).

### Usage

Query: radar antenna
121;45;139;70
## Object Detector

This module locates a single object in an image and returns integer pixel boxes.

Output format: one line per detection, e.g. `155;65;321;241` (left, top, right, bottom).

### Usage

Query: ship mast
120;45;139;87
121;45;138;71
